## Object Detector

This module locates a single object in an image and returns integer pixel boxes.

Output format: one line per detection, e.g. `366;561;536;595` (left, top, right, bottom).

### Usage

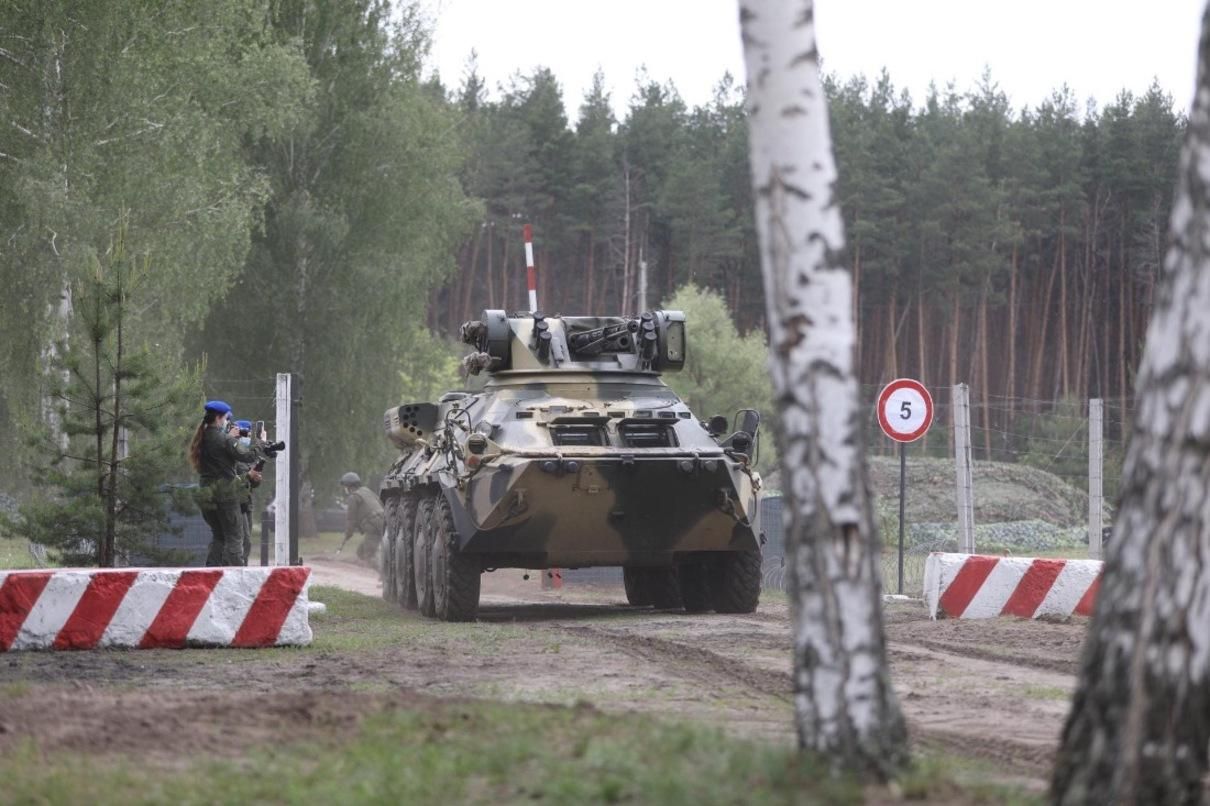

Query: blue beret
235;419;252;431
204;400;232;415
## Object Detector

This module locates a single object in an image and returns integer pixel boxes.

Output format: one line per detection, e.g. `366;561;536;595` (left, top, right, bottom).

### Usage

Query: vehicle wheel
677;561;711;613
709;550;762;614
430;496;481;622
380;498;400;604
413;496;436;617
623;567;651;606
645;568;683;610
394;496;418;610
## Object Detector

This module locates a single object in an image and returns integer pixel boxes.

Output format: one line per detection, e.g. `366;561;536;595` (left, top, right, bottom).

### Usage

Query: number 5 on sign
876;378;934;443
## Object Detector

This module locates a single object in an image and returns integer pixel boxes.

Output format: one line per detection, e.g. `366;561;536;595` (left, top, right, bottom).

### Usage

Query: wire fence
760;389;1128;597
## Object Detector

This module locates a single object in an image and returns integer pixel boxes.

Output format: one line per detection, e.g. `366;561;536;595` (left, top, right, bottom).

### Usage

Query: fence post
1088;398;1104;560
274;373;292;566
953;383;976;553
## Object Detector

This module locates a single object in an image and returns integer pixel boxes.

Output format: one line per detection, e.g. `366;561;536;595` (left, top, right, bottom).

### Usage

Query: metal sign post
875;378;935;595
274;373;291;566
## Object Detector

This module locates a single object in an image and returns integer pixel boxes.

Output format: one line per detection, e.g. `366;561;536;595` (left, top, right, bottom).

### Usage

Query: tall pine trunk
103;268;124;569
1057;213;1070;399
739;0;908;779
1051;10;1210;801
1007;243;1018;439
1030;248;1061;408
948;292;961;391
460;227;483;323
977;278;991;459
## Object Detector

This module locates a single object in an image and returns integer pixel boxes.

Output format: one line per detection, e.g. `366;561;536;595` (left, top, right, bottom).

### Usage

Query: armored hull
379;312;764;621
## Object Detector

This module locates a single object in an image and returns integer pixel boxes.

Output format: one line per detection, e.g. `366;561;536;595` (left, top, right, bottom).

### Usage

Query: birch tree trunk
738;0;908;778
1051;9;1210;802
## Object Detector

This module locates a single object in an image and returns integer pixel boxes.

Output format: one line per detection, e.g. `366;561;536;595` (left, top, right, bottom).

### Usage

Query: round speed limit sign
876;378;934;443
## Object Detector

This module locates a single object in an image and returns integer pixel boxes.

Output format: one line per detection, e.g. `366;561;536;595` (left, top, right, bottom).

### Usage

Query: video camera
251;420;286;471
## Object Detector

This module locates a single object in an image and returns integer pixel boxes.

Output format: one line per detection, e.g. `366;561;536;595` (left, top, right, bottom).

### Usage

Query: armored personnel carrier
378;309;764;621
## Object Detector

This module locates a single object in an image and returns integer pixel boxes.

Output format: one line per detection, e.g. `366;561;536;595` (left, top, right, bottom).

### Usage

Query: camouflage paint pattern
380;312;762;571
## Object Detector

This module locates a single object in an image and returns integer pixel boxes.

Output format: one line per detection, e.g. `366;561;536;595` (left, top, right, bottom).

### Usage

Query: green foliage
4;226;198;566
397;327;467;404
193;1;475;488
0;0;311;490
661;284;778;472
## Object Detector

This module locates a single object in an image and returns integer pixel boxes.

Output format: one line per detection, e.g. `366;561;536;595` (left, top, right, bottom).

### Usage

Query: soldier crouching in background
337;472;384;565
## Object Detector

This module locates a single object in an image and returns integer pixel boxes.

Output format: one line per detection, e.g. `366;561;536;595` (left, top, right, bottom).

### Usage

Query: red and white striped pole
523;223;538;312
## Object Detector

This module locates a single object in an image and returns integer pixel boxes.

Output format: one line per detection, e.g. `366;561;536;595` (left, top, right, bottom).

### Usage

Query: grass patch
309;585;528;655
0;698;1036;805
0;536;39;569
897;753;1042;805
1021;685;1070;701
759;588;789;605
1031;548;1096;560
1;680;32;699
301;530;351;556
0;702;859;805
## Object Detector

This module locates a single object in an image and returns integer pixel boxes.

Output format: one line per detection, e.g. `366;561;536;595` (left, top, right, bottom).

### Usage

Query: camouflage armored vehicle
378;309;764;621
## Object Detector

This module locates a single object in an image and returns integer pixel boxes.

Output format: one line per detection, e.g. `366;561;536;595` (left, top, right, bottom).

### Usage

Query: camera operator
231;419;263;565
188;401;268;567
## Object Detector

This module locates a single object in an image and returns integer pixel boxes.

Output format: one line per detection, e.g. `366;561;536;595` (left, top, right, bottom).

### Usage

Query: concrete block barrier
0;566;312;650
923;552;1101;620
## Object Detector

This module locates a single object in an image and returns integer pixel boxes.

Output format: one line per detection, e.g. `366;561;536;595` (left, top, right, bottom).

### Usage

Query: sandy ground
0;554;1087;788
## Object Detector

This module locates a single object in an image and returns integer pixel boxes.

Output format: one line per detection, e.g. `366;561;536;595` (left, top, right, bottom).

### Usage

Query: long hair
188;411;220;471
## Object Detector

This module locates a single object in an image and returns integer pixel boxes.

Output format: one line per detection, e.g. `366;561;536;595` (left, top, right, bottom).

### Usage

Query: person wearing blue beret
188;401;262;566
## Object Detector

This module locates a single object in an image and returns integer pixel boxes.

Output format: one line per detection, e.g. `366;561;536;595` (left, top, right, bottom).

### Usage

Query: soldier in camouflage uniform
189;401;262;567
231;419;263;565
339;472;384;564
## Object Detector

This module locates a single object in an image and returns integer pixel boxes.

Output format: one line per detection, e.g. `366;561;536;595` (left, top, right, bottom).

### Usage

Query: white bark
1052;9;1210;803
739;0;907;776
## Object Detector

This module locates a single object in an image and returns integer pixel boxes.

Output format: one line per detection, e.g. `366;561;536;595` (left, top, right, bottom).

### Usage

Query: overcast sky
424;0;1204;121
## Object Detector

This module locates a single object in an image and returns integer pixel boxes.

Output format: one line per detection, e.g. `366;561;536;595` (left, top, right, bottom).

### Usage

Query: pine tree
8;225;197;566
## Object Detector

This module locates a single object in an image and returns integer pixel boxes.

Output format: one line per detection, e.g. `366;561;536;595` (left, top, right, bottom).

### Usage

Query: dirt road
0;555;1086;789
309;557;1080;779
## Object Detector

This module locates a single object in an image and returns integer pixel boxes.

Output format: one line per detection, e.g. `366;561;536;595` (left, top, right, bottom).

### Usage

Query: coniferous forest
0;1;1186;488
439;67;1183;448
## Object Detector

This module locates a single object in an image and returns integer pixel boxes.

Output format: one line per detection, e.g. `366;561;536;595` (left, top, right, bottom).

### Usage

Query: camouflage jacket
344;486;384;539
235;460;260;509
199;426;260;502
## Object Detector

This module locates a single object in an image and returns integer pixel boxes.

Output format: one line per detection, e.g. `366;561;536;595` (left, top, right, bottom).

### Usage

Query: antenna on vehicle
523;223;538;312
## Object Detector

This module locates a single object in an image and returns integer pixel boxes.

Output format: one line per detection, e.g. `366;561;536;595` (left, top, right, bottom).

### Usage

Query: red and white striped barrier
0;566;312;650
923;552;1101;620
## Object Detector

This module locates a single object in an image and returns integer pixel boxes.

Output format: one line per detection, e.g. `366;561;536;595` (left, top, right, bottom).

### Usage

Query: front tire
677;562;711;613
413;496;436;617
623;567;651;606
709;550;762;614
394;496;418;610
430;496;481;622
645;568;683;609
380;499;400;604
